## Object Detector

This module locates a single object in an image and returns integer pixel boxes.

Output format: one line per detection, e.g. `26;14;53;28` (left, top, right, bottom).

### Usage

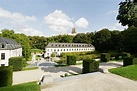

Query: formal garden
1;0;137;90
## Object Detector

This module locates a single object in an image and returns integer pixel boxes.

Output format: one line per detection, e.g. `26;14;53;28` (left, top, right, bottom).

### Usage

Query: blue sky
0;0;127;36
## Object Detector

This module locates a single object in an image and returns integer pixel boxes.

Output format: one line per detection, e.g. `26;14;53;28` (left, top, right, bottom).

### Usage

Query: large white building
0;37;22;66
44;43;95;57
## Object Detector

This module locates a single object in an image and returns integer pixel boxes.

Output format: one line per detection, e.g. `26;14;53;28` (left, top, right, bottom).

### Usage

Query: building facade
44;43;95;57
0;37;22;66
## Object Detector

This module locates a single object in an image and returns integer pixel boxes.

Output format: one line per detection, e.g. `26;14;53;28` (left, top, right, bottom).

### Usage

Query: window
1;53;5;60
0;44;4;48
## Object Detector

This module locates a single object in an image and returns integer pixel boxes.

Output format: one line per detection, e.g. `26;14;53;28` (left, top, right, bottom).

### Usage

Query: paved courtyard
13;56;137;91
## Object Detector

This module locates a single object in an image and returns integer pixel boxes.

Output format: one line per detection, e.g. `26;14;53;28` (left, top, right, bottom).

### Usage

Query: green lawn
22;67;38;71
109;65;137;80
0;82;40;91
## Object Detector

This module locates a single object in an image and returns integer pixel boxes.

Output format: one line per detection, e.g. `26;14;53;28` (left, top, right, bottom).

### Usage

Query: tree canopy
117;0;137;27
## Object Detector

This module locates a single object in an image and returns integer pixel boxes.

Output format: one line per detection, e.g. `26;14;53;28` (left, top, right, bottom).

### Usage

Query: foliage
1;29;31;60
133;58;137;64
93;28;111;52
54;63;68;67
22;67;38;71
51;53;56;57
109;65;137;80
82;58;99;74
28;36;47;50
67;55;76;65
73;33;92;44
0;66;13;87
0;81;40;91
121;26;137;54
101;53;110;62
110;31;121;50
31;49;44;54
9;57;24;71
117;0;136;27
123;57;134;66
122;52;131;58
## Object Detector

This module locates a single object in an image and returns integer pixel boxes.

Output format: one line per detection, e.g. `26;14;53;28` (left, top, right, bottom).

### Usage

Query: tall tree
121;26;137;54
117;0;137;27
1;29;31;60
93;29;111;52
73;33;91;44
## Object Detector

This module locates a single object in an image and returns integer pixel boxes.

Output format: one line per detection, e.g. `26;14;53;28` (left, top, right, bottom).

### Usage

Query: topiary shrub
9;57;23;71
123;57;134;67
122;52;130;59
94;60;100;71
0;66;13;87
101;53;110;62
133;58;137;65
67;55;76;65
82;58;100;74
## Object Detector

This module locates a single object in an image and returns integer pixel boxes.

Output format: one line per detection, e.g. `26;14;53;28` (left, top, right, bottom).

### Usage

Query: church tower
71;28;76;34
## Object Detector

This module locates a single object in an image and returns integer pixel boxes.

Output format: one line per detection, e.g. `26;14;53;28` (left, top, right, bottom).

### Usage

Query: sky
0;0;127;37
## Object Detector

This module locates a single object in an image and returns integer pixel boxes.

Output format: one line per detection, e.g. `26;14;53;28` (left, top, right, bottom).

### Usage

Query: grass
109;65;137;80
54;63;68;67
0;82;40;91
22;67;38;71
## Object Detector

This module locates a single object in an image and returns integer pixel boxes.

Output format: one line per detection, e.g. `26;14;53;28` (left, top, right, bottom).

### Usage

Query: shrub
122;52;130;59
133;58;137;65
94;60;100;71
67;55;76;65
101;53;110;62
9;57;23;71
82;58;100;74
51;53;56;57
0;66;13;87
123;57;134;67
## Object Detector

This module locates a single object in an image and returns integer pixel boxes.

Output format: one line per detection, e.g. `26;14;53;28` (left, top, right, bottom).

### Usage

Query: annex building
0;37;22;66
44;43;95;57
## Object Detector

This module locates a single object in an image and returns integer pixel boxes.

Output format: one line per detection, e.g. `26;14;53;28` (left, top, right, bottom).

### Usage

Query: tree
93;29;111;52
110;30;121;50
73;33;91;44
121;26;137;54
117;0;137;27
60;35;73;43
1;29;31;60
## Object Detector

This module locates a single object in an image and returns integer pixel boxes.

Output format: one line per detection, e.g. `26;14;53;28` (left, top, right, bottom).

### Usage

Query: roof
46;42;95;48
0;37;22;50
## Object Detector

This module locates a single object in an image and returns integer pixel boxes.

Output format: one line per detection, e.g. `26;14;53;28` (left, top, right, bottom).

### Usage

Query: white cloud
20;26;44;36
0;8;36;23
108;10;118;15
44;10;74;33
110;23;127;31
0;8;44;36
75;17;89;28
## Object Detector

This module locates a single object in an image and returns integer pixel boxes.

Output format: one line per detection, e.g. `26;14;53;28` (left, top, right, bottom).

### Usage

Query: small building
44;43;95;57
0;37;22;66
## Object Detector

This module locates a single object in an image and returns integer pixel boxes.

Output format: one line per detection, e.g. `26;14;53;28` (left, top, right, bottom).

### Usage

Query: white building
0;37;22;66
44;43;95;57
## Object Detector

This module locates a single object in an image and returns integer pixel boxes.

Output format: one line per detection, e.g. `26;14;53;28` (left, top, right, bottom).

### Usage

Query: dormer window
0;44;4;48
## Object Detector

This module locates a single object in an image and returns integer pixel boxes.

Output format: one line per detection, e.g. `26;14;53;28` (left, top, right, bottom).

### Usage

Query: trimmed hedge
82;58;99;74
133;58;137;65
101;53;110;62
122;52;130;59
0;66;13;87
67;55;76;65
123;57;134;67
9;57;23;71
